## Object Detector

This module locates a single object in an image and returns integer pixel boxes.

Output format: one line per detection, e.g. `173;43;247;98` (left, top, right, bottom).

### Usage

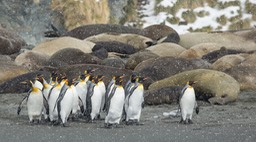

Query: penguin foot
188;119;193;124
125;120;133;125
53;121;60;126
104;123;113;129
61;123;70;127
179;119;186;124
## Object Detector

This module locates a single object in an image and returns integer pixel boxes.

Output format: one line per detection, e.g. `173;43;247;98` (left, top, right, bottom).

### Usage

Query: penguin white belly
180;88;196;118
99;82;106;111
42;84;52;119
126;89;144;121
48;86;61;121
60;88;74;124
105;87;125;124
76;82;87;109
72;86;79;114
91;85;103;119
43;84;52;100
27;91;44;121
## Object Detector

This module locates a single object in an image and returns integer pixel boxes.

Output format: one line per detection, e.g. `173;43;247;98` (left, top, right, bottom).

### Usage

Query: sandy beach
0;91;256;142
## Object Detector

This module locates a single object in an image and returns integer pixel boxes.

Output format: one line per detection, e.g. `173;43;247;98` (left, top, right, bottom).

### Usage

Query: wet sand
0;91;256;142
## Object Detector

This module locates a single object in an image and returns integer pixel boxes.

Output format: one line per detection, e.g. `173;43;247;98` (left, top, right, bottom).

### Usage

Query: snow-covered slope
138;0;256;34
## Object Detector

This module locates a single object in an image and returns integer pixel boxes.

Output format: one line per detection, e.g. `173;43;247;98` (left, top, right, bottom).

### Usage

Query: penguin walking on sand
102;76;116;112
97;75;106;115
48;74;67;123
104;76;125;128
89;76;103;121
35;74;51;121
53;79;76;126
75;69;95;114
179;81;199;124
125;77;146;125
17;80;48;124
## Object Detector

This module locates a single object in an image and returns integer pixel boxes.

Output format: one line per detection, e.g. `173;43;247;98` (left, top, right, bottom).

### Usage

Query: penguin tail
196;106;199;114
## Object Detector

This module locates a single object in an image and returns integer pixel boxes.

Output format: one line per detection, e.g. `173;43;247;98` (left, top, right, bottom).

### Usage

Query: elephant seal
149;69;240;105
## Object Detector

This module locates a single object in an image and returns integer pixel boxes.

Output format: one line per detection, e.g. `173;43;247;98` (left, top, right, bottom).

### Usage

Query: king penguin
75;69;95;114
179;81;199;124
53;79;76;126
89;76;103;121
125;76;146;125
97;75;106;116
17;80;47;124
104;76;125;128
48;73;67;123
102;75;116;113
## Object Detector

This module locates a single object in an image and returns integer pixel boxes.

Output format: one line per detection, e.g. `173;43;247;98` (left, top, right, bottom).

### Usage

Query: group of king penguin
17;69;147;128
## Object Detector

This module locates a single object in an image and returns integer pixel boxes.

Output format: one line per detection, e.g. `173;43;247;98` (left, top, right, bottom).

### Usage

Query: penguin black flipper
78;96;85;113
125;81;133;97
47;84;57;100
103;81;114;112
84;83;95;118
105;86;117;115
43;94;49;115
17;89;31;115
126;84;139;107
53;84;68;112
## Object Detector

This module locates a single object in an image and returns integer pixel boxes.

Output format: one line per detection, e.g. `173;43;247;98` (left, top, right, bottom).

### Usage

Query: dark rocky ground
0;91;256;142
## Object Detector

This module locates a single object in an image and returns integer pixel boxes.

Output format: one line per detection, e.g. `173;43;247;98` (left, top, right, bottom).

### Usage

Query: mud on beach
0;91;256;142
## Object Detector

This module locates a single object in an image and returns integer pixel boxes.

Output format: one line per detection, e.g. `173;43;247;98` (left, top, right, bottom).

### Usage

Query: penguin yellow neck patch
32;87;39;92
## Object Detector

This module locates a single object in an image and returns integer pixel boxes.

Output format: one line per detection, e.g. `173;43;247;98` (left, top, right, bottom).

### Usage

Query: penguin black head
80;74;86;80
66;78;75;86
94;76;100;84
97;75;104;81
89;75;94;82
115;75;124;86
137;76;148;83
36;74;44;84
187;81;196;86
130;73;138;83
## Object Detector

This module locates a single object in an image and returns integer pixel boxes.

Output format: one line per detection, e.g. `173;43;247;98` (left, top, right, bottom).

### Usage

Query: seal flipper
17;89;31;115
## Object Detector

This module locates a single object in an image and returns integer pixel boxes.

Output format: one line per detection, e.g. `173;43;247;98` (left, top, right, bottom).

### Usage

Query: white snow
157;0;177;8
139;0;256;34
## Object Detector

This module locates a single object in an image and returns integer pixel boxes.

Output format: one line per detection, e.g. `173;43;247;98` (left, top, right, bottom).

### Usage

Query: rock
140;24;180;43
179;43;223;59
100;57;125;69
92;41;137;54
48;48;101;66
146;43;186;57
125;51;158;70
0;58;29;84
85;33;154;50
179;32;256;51
14;50;50;71
202;47;248;63
211;54;246;71
32;37;94;56
0;71;50;93
144;86;182;105
0;27;26;55
225;54;256;91
134;57;210;81
149;69;240;105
